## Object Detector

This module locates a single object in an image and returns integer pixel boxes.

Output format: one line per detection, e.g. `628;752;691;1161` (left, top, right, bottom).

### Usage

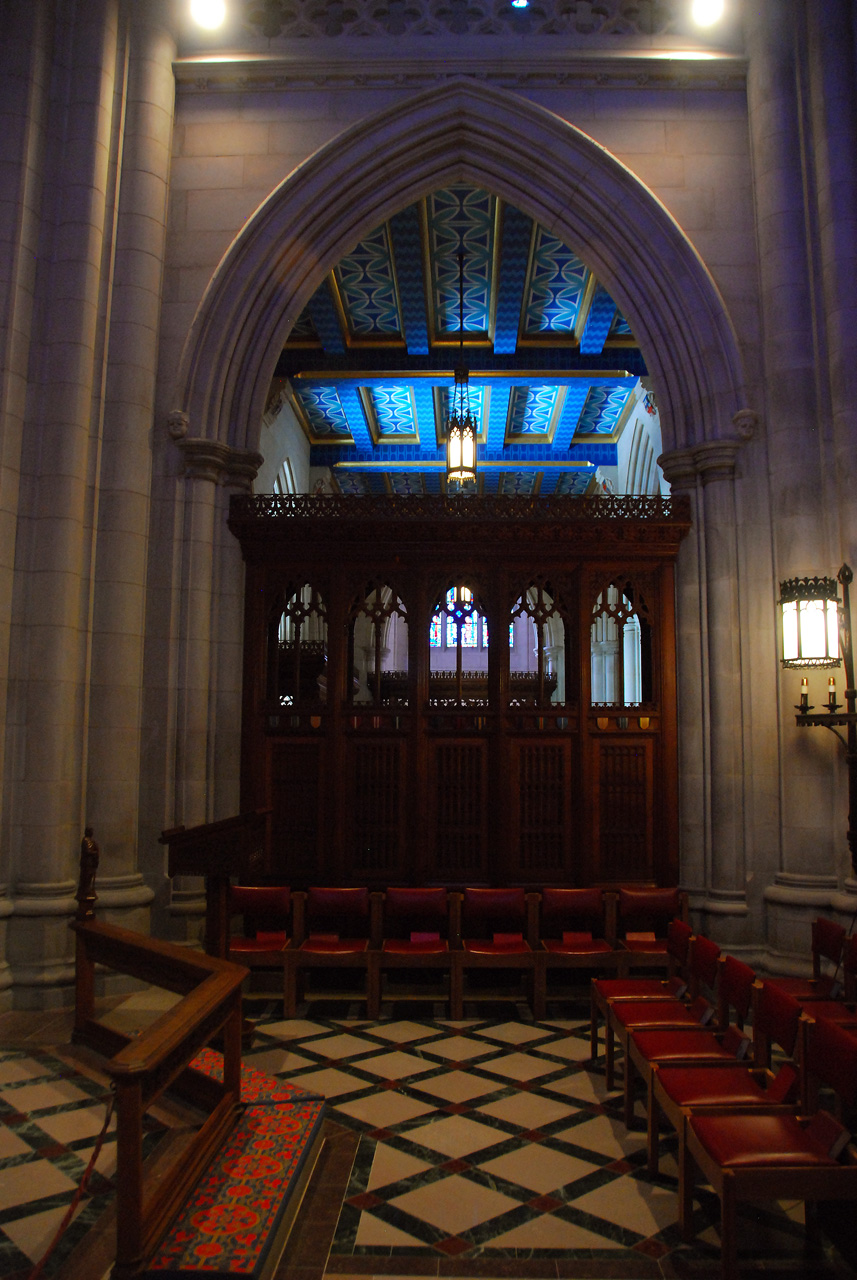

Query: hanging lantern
445;252;477;489
778;575;841;668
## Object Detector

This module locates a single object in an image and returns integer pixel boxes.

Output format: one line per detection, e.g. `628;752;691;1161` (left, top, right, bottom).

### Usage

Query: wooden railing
71;918;248;1277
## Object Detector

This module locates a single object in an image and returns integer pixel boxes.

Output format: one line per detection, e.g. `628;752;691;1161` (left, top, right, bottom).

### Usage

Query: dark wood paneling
594;737;654;881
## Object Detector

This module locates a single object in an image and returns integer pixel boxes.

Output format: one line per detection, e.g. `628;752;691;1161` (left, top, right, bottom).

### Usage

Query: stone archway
173;77;748;457
168;77;755;930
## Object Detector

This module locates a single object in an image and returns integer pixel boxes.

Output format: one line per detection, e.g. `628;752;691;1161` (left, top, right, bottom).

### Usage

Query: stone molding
659;422;755;490
174;52;747;94
237;0;728;42
176;436;263;487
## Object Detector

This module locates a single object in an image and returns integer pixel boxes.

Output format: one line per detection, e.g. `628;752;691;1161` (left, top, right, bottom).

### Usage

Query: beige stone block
625;153;685;189
665;119;749;156
652;185;715;232
585;119;666;156
181;120;269;157
186;186;270;232
166;228;235;268
241;153;301;192
266;120;344;158
170;154;244;190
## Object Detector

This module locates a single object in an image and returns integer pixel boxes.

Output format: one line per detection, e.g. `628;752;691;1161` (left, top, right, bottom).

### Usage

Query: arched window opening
429;584;491;706
590;582;652;706
269;584;328;708
510;582;566;705
349;583;408;706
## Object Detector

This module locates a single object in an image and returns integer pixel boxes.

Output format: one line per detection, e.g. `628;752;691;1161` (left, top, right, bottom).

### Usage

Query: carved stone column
7;0;123;1004
84;2;175;928
745;0;847;957
660;434;751;941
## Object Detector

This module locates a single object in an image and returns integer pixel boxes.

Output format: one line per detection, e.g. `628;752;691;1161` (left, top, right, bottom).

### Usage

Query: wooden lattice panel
271;742;321;877
432;742;487;878
595;739;654;881
515;742;571;875
348;740;404;875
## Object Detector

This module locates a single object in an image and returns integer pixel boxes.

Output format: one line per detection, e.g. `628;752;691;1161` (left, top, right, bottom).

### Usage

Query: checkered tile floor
0;1049;164;1278
239;1002;852;1275
1;996;856;1278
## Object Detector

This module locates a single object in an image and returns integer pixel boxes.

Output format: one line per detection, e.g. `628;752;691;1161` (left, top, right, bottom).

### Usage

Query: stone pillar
7;0;123;1004
805;0;857;560
745;0;845;954
0;2;53;1008
660;437;751;942
84;3;176;930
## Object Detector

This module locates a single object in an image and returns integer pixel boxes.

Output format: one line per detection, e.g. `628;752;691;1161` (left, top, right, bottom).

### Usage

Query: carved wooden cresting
228;494;690;887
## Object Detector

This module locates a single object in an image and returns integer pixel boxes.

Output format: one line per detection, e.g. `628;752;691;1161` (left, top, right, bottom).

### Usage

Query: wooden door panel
592;737;654;882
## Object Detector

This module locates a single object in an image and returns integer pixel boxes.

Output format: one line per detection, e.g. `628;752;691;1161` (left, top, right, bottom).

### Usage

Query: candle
829;676;836;709
800;676;809;711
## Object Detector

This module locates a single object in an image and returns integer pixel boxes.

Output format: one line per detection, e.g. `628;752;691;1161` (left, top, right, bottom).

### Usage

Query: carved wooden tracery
229;494;690;888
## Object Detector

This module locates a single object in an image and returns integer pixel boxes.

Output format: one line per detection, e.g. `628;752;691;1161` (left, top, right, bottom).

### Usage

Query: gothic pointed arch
173;78;748;458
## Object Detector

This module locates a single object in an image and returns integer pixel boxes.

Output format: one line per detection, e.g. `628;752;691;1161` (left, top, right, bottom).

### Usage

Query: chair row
592;924;857;1280
226;883;689;1019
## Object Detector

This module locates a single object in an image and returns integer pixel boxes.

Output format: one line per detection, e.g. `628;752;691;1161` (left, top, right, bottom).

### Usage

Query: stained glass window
429;615;442;648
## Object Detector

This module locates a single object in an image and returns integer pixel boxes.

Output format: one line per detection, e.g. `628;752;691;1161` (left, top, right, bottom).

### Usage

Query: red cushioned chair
286;887;380;1018
766;916;846;1002
604;934;722;1098
533;887;620;1019
227;885;292;1016
377;886;455;1015
590;918;694;1061
451;887;537;1020
615;886;689;977
646;974;802;1175
678;1015;857;1280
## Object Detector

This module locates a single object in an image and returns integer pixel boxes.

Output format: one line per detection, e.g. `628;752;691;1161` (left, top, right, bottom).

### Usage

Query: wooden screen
229;493;690;889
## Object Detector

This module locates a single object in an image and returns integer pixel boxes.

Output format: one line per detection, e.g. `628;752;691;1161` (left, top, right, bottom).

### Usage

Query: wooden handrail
71;918;249;1277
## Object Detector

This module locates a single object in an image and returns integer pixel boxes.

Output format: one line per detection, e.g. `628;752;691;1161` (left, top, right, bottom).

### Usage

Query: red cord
27;1088;115;1280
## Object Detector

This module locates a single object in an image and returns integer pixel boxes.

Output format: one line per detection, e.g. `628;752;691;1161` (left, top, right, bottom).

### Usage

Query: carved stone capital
177;437;231;482
657;447;698;492
659;433;750;490
225;449;265;493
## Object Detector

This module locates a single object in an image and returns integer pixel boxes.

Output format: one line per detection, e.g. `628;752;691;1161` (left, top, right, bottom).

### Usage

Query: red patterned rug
140;1051;325;1278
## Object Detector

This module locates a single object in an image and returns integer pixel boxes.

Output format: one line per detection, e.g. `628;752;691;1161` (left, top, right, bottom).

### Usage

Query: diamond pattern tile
389;1172;520;1234
2;1009;850;1279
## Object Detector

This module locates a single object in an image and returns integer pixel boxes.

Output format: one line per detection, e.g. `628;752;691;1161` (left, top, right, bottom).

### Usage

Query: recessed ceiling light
191;0;226;29
691;0;725;25
511;0;529;9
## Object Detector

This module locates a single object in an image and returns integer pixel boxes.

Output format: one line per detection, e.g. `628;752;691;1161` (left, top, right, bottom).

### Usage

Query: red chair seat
631;1028;735;1061
689;1113;836;1169
300;938;368;955
545;938;612;956
464;939;531;955
593;976;685;1000
229;934;288;954
657;1065;768;1108
383;938;448;956
798;999;856;1024
612;1000;703;1030
767;975;837;1000
623;938;669;955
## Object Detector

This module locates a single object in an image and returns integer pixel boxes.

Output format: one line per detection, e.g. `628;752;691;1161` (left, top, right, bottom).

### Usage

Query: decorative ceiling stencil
334;226;402;338
521;228;589;337
505;385;566;439
436;383;487;439
427;186;496;338
277;186;650;490
363;384;419;440
576;385;632;435
555;470;595;496
293;385;353;440
498;471;540;496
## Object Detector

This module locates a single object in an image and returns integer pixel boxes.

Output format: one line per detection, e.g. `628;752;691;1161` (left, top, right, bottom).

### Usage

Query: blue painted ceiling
276;185;646;495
